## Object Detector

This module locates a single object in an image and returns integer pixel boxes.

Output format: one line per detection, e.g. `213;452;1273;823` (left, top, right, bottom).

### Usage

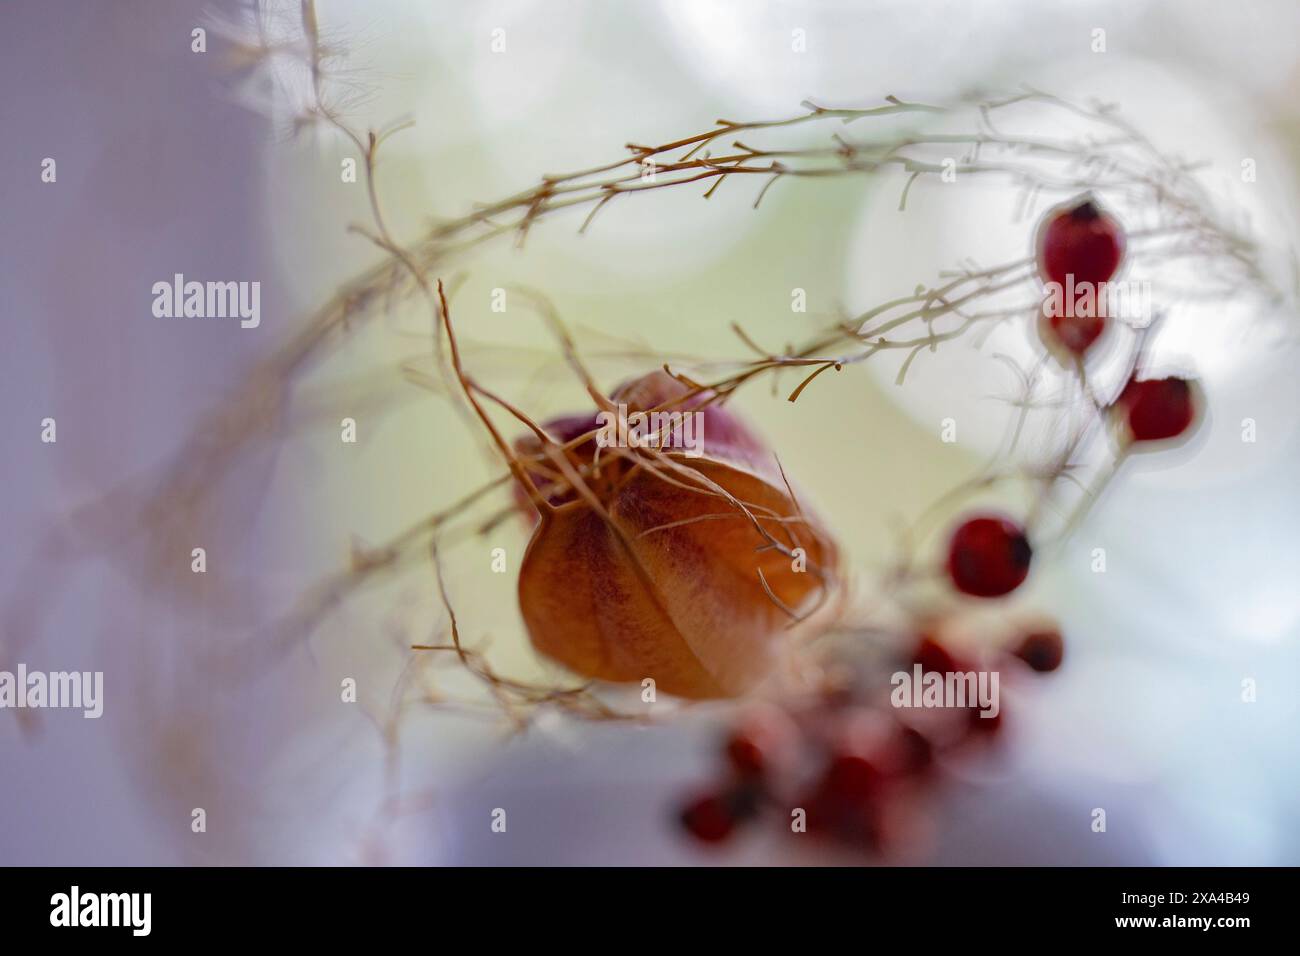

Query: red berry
1037;197;1125;287
822;753;883;803
894;726;934;775
803;753;897;851
911;636;956;675
1038;294;1107;358
966;704;1003;734
725;734;766;777
1115;376;1197;443
945;514;1032;598
679;793;735;843
722;706;798;778
1014;630;1064;673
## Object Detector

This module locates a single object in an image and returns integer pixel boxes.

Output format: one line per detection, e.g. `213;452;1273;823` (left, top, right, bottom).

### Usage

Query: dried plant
5;0;1292;860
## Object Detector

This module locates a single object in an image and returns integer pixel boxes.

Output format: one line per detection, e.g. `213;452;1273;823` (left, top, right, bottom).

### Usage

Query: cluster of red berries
1037;195;1201;443
678;629;1064;851
679;195;1196;853
939;197;1202;602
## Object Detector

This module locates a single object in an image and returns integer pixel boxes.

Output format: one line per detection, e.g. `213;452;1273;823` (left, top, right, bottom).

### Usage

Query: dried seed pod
513;371;839;699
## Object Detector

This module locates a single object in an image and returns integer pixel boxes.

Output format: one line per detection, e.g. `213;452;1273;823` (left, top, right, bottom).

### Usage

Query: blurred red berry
946;514;1033;598
912;636;956;675
723;706;799;778
1037;197;1125;287
1014;630;1064;673
1039;294;1107;358
679;792;735;843
725;734;766;777
1115;376;1197;443
894;726;934;775
967;705;1003;734
803;753;900;852
822;753;883;803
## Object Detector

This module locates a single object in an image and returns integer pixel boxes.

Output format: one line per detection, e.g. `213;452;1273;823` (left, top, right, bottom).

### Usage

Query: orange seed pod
513;371;839;699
